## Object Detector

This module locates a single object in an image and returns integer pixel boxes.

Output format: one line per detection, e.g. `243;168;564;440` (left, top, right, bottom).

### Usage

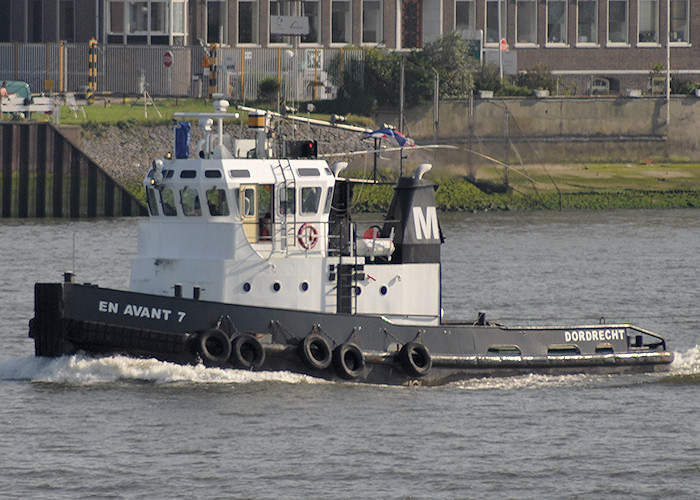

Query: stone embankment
79;119;372;186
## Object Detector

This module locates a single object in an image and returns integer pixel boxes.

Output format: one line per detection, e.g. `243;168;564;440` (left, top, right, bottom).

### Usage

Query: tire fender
232;333;266;370
399;342;432;377
332;343;365;380
298;334;333;370
197;328;232;366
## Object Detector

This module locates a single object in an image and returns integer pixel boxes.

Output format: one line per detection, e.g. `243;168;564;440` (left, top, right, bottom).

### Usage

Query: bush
473;63;503;93
515;64;557;93
258;77;279;103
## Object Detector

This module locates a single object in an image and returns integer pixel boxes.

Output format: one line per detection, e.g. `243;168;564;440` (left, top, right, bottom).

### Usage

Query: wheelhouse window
670;0;688;43
160;188;177;216
608;0;628;44
323;187;333;214
485;0;506;44
577;0;597;44
547;0;567;44
362;0;383;45
238;0;258;44
302;0;320;44
638;0;658;43
146;188;160;215
278;187;295;215
455;0;476;36
516;0;537;45
332;0;352;44
180;187;201;216
301;187;322;214
206;188;229;216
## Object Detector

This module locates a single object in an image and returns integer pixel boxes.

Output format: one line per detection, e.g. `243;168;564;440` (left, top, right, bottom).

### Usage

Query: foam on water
3;345;699;389
0;354;327;385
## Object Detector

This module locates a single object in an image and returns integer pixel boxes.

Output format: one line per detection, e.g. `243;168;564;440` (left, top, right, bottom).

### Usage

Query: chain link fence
0;43;364;102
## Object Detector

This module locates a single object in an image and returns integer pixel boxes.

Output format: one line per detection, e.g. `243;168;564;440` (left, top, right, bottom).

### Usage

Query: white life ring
297;223;318;249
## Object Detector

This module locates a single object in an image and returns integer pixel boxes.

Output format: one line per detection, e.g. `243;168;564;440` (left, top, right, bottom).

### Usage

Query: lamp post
666;0;671;129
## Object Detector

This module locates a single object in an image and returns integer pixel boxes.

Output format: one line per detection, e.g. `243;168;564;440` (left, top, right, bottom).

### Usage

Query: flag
365;128;415;147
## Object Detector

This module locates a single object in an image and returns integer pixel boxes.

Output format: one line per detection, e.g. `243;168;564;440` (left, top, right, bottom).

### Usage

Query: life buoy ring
332;343;365;380
197;328;232;366
363;225;382;239
232;333;266;369
398;341;432;377
297;223;318;250
298;334;332;370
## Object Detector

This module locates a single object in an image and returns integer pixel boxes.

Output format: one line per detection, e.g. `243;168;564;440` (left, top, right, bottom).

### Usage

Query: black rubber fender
298;334;333;370
232;333;266;369
332;343;365;380
398;341;432;377
197;328;232;366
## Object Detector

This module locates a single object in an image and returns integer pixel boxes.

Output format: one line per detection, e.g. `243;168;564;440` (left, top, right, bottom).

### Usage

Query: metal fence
0;43;364;102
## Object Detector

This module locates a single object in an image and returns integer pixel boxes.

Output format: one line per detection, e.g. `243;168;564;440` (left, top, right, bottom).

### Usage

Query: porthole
243;282;251;292
380;286;388;295
273;282;281;292
300;282;309;292
355;287;362;296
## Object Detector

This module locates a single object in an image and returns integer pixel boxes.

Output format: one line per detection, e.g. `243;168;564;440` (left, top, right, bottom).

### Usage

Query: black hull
30;282;674;386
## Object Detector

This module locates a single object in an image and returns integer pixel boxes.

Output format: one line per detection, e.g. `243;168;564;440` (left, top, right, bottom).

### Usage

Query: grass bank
350;164;700;212
45;100;700;211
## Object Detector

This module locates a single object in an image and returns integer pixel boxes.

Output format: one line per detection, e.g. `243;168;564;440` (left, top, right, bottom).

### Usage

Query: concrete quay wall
385;97;700;164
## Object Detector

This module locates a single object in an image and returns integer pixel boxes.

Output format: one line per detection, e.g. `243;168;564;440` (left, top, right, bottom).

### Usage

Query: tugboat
29;98;673;385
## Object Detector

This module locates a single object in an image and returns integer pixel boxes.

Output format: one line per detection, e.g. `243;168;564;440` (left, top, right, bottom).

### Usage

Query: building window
207;0;224;43
108;1;187;45
577;0;597;44
638;0;657;43
362;0;383;44
29;0;42;42
332;0;351;44
485;0;506;44
516;0;537;45
129;2;149;32
270;0;291;44
670;0;688;43
455;0;475;36
608;0;628;44
59;0;75;42
547;0;567;44
238;0;258;43
302;0;320;44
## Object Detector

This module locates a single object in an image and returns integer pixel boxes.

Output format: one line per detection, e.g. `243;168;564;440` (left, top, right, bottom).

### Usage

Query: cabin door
240;184;258;242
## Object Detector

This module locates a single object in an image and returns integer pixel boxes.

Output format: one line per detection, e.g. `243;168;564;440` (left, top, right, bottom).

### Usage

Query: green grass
55;98;240;126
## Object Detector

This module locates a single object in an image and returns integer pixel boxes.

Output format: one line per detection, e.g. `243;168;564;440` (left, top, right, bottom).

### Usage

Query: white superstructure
129;100;441;325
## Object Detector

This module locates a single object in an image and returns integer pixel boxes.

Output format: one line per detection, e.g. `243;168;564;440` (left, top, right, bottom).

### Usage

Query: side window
206;188;229;216
160;187;177;216
323;186;333;214
146;187;159;215
180;187;201;216
242;187;256;217
301;186;321;214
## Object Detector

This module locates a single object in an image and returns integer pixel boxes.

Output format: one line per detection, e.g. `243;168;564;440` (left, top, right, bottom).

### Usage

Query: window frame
576;0;598;46
515;0;537;46
331;0;352;45
669;0;689;45
607;0;629;45
546;0;568;46
485;0;507;45
637;0;659;45
362;0;384;45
